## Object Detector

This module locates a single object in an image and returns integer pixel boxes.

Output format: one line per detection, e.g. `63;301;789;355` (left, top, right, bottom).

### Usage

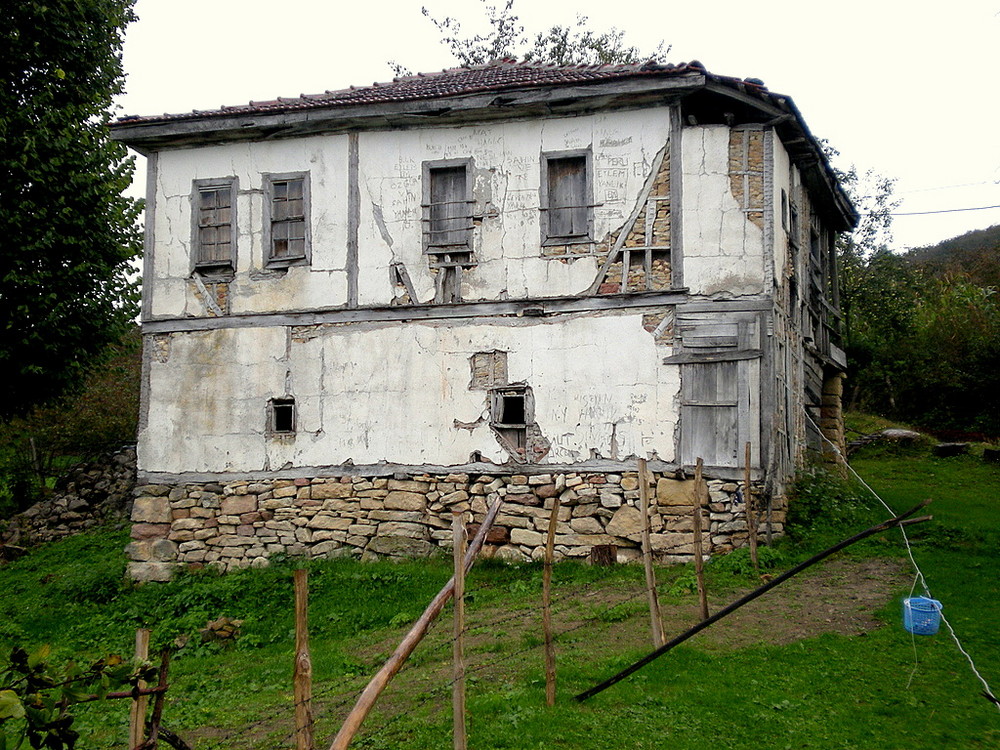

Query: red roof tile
117;59;770;125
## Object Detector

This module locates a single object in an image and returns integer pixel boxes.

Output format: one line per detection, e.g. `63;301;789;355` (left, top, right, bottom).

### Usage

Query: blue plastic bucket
903;597;942;635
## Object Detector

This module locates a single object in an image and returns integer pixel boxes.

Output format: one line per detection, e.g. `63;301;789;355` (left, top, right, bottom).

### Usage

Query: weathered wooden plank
142;290;689;332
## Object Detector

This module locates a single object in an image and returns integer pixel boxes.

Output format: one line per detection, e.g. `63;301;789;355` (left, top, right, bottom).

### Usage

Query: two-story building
112;60;855;580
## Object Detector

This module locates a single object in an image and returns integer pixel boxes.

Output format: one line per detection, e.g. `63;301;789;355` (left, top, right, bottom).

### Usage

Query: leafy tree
0;0;142;419
392;0;667;75
0;645;153;750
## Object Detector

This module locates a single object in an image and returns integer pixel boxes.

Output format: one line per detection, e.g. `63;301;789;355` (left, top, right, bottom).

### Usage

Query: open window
264;173;310;267
490;385;531;456
267;397;296;436
192;177;237;272
541;150;592;246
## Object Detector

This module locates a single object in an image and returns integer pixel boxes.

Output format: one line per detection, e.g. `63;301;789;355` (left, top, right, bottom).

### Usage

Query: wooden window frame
422;158;474;256
267;397;297;436
540;149;593;246
263;172;311;268
191;177;237;274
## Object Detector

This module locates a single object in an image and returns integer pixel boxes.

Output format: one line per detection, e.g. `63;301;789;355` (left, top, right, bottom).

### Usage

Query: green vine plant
0;645;155;750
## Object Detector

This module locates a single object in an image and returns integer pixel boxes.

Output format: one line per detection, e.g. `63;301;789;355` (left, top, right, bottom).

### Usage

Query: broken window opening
541;151;593;245
265;173;310;267
268;397;296;435
192;177;237;272
490;385;531;458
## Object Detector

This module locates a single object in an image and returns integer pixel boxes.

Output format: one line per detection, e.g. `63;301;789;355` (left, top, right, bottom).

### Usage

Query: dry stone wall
127;470;784;582
1;447;137;546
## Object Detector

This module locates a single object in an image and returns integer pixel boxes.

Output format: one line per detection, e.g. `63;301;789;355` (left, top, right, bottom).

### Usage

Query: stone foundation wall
128;470;785;582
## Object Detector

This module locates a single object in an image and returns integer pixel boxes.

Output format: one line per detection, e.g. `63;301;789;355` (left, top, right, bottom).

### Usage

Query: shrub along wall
127;470;783;582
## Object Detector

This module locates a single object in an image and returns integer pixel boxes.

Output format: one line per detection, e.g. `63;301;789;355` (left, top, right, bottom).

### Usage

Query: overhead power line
891;204;1000;217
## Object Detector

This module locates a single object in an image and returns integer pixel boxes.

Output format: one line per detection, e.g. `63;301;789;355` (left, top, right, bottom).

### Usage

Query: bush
786;466;879;541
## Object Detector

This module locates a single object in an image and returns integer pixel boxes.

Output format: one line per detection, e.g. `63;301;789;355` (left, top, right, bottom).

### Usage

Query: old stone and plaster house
111;60;855;581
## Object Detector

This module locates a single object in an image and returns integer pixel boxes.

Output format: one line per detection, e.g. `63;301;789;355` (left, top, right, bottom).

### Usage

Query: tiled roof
116;59;769;125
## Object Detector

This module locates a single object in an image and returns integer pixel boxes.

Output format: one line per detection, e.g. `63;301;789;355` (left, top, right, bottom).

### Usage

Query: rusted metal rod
329;499;504;750
575;501;932;702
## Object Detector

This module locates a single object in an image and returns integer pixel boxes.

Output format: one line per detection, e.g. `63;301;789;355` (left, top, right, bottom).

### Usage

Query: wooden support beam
692;459;710;621
543;494;562;707
574;501;932;702
639;459;665;648
452;513;468;750
329;499;504;750
744;443;758;572
294;569;314;750
129;628;151;750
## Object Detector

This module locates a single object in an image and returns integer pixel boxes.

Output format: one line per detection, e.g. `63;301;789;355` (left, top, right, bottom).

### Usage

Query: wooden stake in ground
744;442;759;573
575;501;932;701
452;513;468;750
329;499;504;750
129;628;151;750
692;459;710;621
294;569;314;750
141;649;171;750
542;493;562;707
638;459;665;648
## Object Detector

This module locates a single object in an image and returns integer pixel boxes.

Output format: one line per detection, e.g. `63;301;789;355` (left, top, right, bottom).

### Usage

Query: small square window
268;397;296;435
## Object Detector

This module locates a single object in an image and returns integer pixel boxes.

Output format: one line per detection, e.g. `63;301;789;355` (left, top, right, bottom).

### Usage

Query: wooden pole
744;442;759;573
542;493;561;707
692;459;710;621
452;513;468;750
129;628;151;750
142;649;170;750
329;499;504;750
638;459;665;648
294;569;314;750
575;501;933;701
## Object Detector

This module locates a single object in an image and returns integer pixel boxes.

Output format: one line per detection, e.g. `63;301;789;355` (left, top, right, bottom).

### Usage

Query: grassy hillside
2;438;998;748
906;223;1000;287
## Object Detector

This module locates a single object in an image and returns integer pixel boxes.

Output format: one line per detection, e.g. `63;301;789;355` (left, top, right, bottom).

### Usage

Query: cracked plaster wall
150;137;350;318
681;126;766;296
139;314;679;474
148;110;673;317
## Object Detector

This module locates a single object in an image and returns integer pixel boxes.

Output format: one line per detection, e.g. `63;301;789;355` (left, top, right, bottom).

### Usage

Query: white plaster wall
148;109;674;318
680;126;766;296
138;313;680;474
150;137;350;318
356;110;672;306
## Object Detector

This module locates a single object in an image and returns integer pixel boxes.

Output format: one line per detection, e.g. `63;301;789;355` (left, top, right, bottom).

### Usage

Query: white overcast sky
118;0;1000;250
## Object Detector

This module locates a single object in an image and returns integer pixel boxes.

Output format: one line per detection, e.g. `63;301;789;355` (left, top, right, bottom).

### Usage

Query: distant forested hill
906;224;1000;286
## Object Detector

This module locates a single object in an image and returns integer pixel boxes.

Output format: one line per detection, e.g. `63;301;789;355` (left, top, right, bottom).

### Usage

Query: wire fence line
805;411;999;712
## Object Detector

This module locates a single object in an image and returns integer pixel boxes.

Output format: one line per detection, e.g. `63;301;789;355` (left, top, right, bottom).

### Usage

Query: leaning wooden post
452;513;468;750
542;492;562;707
294;569;314;750
129;628;151;750
329;499;504;750
744;442;759;573
692;459;710;621
638;459;665;648
143;649;170;750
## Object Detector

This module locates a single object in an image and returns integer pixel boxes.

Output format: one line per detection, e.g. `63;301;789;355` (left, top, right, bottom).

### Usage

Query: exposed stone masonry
1;447;137;546
127;470;783;582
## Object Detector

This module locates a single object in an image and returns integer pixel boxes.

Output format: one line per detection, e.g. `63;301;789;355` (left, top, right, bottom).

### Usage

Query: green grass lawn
2;437;998;749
